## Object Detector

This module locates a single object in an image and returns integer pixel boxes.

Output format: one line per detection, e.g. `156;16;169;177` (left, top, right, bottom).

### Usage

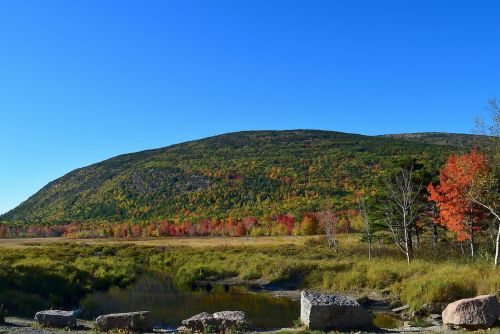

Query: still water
80;274;300;329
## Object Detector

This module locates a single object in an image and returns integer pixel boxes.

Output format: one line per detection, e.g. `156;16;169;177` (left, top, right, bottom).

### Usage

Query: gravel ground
3;316;500;334
0;318;94;334
0;317;445;334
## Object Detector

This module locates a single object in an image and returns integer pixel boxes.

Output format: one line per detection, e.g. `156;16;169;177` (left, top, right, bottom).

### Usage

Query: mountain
380;132;489;148
1;130;480;225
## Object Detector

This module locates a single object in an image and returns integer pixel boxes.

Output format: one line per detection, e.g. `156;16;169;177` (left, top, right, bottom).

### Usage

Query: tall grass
0;235;498;316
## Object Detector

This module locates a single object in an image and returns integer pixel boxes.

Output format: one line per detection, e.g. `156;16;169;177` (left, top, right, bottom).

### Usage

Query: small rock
428;313;442;320
300;291;372;330
392;304;410;313
442;295;500;329
96;311;153;332
425;316;441;326
34;310;77;328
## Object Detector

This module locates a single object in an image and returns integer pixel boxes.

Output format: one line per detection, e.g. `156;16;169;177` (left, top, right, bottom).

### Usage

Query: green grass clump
396;263;495;310
365;264;400;289
174;263;235;289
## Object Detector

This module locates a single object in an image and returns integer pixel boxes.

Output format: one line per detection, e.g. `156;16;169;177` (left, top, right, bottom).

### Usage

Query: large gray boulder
442;295;500;329
300;291;372;330
34;310;77;328
182;312;218;332
213;311;246;330
182;311;247;332
96;311;153;332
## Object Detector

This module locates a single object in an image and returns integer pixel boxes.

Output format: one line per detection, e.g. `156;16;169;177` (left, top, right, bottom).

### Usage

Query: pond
80;274;300;330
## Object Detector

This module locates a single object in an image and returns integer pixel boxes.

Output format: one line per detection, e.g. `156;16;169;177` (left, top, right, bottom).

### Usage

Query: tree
427;149;489;258
317;210;338;250
300;214;318;235
468;162;499;265
358;198;372;259
471;98;500;265
383;167;421;263
131;225;142;238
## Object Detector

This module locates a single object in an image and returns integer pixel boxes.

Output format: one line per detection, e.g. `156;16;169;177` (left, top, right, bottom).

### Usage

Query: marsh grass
0;235;499;316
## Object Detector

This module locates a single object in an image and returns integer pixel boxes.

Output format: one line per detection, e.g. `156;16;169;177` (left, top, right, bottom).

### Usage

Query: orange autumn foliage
427;149;488;241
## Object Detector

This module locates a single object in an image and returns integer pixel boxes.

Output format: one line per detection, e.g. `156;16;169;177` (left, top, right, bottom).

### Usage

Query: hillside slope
1;130;478;224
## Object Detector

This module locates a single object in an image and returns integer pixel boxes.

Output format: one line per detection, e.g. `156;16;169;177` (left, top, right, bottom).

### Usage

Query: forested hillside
1;130;477;226
380;132;490;148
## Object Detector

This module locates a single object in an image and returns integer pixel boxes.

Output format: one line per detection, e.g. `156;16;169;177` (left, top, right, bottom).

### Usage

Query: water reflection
80;274;299;329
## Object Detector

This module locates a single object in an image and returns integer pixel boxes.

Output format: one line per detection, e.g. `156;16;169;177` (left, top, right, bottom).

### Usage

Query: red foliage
427;149;488;241
274;214;295;235
131;225;142;238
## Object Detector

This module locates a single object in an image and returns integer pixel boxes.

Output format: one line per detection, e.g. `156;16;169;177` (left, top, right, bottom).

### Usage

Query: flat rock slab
300;291;372;330
34;310;77;328
392;304;410;313
96;311;153;332
182;311;247;332
442;295;500;329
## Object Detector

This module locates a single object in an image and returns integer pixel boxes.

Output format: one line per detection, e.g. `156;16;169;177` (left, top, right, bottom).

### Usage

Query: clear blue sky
0;0;499;214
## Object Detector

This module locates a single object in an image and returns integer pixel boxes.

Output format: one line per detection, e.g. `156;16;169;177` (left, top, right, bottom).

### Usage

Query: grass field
0;235;317;249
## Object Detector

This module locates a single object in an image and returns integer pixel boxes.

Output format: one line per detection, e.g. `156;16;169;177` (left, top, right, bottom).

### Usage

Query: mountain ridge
380;132;489;148
1;130;482;225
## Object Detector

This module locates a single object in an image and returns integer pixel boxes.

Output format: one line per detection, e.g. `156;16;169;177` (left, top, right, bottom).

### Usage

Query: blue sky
0;0;499;214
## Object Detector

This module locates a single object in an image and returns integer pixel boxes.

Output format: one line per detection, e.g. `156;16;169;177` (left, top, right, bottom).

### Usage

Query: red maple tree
427;149;488;250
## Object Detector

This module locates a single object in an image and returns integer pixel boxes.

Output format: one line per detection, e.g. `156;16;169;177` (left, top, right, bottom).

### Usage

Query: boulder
213;311;247;330
34;310;77;328
96;311;153;332
442;295;500;329
300;291;372;330
182;312;218;332
182;311;247;332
